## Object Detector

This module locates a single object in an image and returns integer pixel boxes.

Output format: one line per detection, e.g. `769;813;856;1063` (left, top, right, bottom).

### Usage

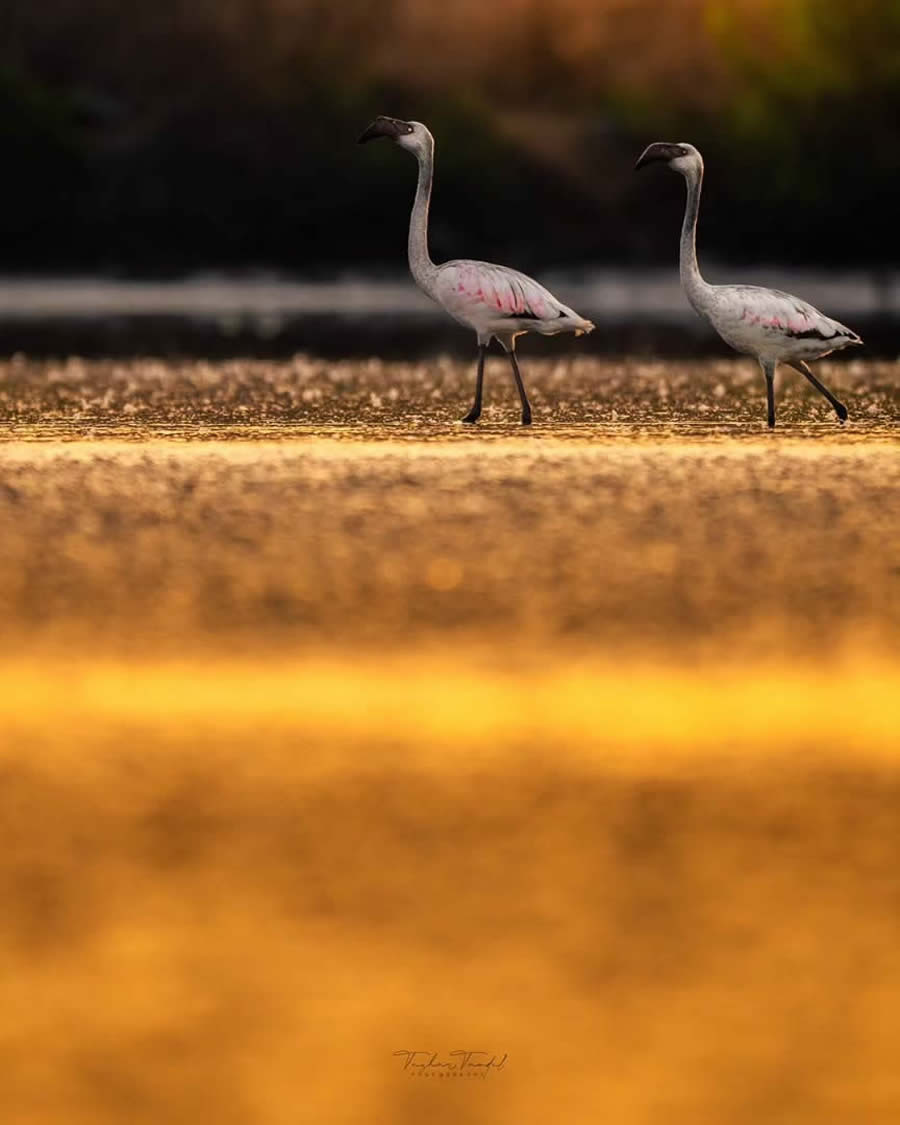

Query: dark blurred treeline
1;0;898;273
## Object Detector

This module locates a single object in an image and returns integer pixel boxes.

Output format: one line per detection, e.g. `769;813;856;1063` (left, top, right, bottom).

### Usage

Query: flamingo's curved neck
680;165;712;313
409;145;438;296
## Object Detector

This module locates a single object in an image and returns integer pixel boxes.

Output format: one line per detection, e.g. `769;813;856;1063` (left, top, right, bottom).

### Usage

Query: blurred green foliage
0;0;896;270
700;0;900;259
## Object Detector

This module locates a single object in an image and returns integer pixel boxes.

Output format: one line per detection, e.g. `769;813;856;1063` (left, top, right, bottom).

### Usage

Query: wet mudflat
1;355;899;1124
1;355;898;656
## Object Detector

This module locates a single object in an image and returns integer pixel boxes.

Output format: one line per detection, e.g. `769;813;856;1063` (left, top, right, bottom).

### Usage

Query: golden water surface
1;356;899;1123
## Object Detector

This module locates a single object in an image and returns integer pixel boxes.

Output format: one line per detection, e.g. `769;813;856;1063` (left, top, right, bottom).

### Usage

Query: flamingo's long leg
786;359;848;422
462;346;487;424
761;360;776;429
507;350;532;426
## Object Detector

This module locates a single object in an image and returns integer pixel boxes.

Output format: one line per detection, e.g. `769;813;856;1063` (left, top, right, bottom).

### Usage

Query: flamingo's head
635;142;703;178
358;117;433;157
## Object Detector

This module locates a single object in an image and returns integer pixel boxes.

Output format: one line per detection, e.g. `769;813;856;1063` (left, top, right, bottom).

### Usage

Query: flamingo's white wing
434;260;591;337
710;285;861;353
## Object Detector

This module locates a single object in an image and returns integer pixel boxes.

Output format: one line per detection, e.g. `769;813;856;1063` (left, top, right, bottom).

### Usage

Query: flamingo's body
360;116;593;424
636;142;860;427
433;259;589;345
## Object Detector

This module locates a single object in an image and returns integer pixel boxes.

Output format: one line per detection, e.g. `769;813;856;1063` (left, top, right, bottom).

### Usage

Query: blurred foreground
1;355;899;1122
2;657;900;1124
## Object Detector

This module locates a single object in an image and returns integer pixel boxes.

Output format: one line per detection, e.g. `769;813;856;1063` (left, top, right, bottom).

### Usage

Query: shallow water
1;355;899;1124
2;355;898;658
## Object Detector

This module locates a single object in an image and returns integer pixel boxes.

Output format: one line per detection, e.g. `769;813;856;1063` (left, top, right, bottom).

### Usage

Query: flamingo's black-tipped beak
635;142;687;170
358;116;415;144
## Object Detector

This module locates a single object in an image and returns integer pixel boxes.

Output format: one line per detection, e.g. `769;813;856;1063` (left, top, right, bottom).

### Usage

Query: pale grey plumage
360;116;593;425
636;141;860;427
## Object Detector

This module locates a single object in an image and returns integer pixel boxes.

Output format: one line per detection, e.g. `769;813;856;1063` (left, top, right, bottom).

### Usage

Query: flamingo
359;116;594;425
635;142;861;428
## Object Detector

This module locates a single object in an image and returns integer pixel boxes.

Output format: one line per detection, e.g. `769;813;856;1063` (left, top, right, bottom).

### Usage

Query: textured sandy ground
1;355;898;657
1;352;895;432
1;355;899;1124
